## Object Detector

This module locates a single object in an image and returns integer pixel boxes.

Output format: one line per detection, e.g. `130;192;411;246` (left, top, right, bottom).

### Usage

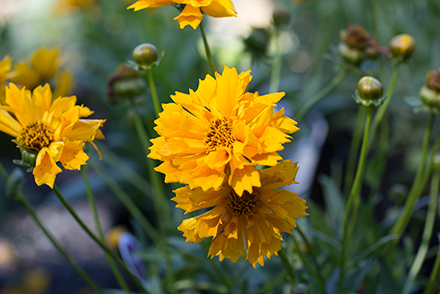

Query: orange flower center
205;117;235;153
17;122;54;150
225;190;262;216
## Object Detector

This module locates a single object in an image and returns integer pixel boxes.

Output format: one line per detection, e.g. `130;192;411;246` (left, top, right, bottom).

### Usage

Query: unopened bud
389;34;415;62
354;76;385;106
337;42;365;65
133;43;158;68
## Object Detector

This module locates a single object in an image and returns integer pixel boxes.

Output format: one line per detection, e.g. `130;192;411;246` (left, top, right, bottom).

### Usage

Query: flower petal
33;147;62;188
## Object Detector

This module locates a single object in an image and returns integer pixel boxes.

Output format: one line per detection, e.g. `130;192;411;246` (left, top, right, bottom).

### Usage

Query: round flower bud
272;8;290;27
133;43;158;67
358;76;383;100
419;85;440;109
337;42;365;65
389;34;415;61
354;76;385;106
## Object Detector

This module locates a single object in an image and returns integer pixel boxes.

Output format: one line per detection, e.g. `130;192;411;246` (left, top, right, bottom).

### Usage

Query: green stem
81;166;131;294
368;65;399;149
52;185;149;294
424;238;440;294
199;22;215;76
296;225;323;282
339;105;373;292
0;160;8;180
278;247;296;285
296;67;347;121
344;106;367;197
368;0;378;36
89;159;178;294
89;159;160;241
391;113;434;237
146;68;161;117
292;235;325;294
269;28;282;93
403;170;439;294
132;110;171;229
18;194;103;293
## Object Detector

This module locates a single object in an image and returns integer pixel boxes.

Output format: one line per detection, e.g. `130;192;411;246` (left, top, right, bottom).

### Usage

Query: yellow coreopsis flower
8;48;74;97
0;83;105;188
0;56;12;84
127;0;237;29
149;65;299;195
173;160;308;267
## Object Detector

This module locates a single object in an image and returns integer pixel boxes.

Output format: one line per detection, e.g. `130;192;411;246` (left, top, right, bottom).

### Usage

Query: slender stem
403;170;439;294
89;159;178;294
391;113;434;237
0;160;8;180
131;110;171;228
199;22;215;76
368;65;399;149
424;238;440;294
269;28;282;93
81;166;131;293
339;105;373;292
368;0;378;36
89;159;160;241
296;225;322;281
344;106;367;197
292;235;325;294
296;67;347;121
18;194;103;293
146;68;161;118
52;185;150;294
278;247;296;284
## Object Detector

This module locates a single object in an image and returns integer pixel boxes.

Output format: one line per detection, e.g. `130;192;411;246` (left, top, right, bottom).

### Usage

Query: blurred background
0;0;440;292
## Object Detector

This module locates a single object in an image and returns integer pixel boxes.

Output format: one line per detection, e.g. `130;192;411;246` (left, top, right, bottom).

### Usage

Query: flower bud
133;43;158;68
419;70;440;110
272;8;290;28
337;42;365;65
107;64;147;104
354;76;385;106
389;34;415;62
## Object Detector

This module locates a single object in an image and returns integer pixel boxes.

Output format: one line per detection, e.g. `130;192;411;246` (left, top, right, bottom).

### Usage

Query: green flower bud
354;76;385;106
389;34;415;62
337;42;365;65
12;147;37;170
419;85;440;109
133;43;158;68
107;64;147;104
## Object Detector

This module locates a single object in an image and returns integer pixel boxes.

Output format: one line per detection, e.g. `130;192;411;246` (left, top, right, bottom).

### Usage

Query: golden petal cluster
127;0;236;29
8;48;74;98
172;160;308;267
0;83;105;188
149;65;299;195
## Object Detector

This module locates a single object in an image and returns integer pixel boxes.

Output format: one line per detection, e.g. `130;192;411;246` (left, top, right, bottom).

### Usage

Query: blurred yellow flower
127;0;237;29
0;83;105;188
53;0;97;14
8;48;74;97
173;160;308;267
0;56;12;84
149;65;298;195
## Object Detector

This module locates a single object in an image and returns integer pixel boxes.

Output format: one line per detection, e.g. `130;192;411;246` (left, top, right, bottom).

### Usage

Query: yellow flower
53;0;97;14
0;55;12;104
173;160;308;267
0;83;105;188
127;0;237;29
8;48;74;97
149;65;299;195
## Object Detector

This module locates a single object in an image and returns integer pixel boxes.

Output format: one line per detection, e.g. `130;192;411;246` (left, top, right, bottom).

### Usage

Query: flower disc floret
172;160;308;267
148;65;299;195
0;83;105;188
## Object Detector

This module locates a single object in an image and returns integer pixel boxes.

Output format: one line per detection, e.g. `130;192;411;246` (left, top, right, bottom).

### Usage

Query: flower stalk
391;113;434;237
146;67;161;118
339;105;373;292
403;167;439;294
296;67;347;121
81;166;131;294
52;185;150;294
18;192;103;293
199;22;216;76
